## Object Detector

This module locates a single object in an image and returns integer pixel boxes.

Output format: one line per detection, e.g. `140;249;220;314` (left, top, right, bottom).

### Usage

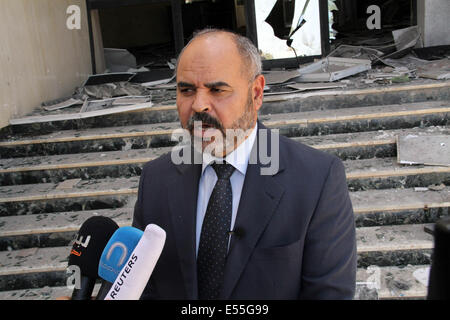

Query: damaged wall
0;0;93;129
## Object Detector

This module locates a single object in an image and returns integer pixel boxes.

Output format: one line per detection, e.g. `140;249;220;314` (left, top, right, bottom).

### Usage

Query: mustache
186;112;224;134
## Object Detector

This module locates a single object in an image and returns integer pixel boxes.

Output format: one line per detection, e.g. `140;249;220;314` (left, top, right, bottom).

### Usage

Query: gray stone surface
350;186;450;214
0;264;430;300
397;135;450;166
356;264;429;299
0;177;139;202
0;284;101;300
0;208;133;237
356;224;433;253
418;0;450;47
0;224;433;277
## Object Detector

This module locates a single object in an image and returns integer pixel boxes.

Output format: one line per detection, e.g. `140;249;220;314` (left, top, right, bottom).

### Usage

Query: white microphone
104;224;166;300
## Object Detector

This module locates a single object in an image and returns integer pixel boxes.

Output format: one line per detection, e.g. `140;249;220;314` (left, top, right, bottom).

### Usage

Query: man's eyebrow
177;81;232;89
177;81;195;88
204;81;231;88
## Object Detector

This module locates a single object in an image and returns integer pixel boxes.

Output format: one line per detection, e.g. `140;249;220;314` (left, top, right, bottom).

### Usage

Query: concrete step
1;155;448;216
0;148;167;186
1;126;448;186
0;165;449;216
0;121;178;158
353;187;449;227
356;224;433;268
1;186;447;249
0;177;139;216
0;83;448;297
0;223;433;291
1;101;448;158
344;157;450;191
0;208;133;250
269;100;449;138
0;283;101;300
356;264;430;299
2;80;449;138
293;125;449;160
0;264;430;300
351;187;450;214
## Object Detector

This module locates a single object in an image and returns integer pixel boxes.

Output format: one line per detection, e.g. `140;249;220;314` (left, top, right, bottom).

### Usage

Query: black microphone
95;282;112;300
228;227;245;238
67;216;119;300
427;216;450;299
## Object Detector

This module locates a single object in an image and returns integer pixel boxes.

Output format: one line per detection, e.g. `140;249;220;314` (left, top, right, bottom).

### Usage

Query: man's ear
252;74;265;111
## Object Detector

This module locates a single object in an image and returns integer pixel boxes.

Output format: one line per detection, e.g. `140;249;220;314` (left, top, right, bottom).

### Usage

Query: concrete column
417;0;450;47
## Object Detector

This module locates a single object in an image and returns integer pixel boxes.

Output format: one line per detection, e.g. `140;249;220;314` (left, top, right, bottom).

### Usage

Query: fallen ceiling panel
296;57;371;82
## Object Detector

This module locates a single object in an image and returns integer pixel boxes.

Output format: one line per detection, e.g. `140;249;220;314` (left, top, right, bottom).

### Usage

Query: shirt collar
202;122;258;176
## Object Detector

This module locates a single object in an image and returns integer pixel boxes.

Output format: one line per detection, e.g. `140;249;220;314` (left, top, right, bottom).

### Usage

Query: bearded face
175;32;265;159
186;87;255;157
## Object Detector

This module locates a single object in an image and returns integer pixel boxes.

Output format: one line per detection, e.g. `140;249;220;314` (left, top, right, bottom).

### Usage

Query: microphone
67;216;119;300
105;224;166;300
427;216;450;299
228;227;245;238
96;226;143;299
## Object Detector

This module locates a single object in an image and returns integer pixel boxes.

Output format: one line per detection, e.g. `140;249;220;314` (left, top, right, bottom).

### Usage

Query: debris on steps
0;81;448;300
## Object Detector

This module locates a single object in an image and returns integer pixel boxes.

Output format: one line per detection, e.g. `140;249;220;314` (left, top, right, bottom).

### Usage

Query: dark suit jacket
132;122;357;299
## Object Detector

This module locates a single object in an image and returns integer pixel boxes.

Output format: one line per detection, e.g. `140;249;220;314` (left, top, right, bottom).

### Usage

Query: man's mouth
201;123;216;130
187;113;224;138
193;123;219;137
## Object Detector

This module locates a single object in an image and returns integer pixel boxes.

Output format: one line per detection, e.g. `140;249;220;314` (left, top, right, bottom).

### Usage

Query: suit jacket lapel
167;151;202;299
220;123;286;299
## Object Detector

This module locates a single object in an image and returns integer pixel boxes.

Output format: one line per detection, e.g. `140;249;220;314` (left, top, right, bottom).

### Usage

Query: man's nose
191;90;211;113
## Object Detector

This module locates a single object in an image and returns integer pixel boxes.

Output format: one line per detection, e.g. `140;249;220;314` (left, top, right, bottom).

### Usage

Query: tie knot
211;162;235;180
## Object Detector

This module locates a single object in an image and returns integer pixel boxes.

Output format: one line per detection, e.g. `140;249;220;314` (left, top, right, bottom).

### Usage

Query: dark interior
88;0;421;70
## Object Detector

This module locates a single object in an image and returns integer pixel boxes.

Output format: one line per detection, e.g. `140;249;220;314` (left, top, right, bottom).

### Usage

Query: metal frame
86;0;96;74
244;0;258;48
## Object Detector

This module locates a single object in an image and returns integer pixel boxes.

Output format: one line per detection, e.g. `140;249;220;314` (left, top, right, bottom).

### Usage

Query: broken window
255;0;323;59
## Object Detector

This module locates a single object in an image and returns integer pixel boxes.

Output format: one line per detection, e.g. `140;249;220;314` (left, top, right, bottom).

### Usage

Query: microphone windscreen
98;226;143;283
68;216;119;279
105;224;166;300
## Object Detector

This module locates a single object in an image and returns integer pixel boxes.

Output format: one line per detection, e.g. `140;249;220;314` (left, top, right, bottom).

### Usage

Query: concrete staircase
0;80;449;300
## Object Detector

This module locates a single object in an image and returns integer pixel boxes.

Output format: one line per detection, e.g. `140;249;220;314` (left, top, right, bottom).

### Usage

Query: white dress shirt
195;122;258;255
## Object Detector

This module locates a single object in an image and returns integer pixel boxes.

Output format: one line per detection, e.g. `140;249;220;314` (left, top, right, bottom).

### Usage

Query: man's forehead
183;32;236;55
176;33;242;79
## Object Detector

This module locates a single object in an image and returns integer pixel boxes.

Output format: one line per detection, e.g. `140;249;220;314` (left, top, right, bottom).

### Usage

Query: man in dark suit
132;29;356;299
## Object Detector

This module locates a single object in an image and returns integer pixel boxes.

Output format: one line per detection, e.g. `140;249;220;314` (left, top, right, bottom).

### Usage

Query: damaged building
0;0;449;300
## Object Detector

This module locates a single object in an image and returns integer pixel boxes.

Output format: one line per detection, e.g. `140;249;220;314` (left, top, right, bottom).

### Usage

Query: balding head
175;28;266;157
176;29;262;81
